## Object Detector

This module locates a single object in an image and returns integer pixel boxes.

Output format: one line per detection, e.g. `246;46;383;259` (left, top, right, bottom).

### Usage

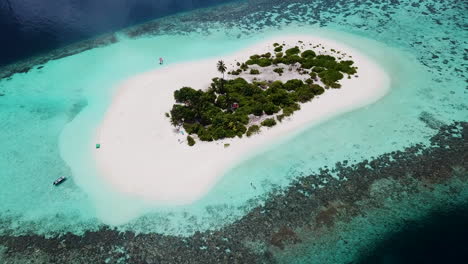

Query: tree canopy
169;42;358;145
217;60;227;78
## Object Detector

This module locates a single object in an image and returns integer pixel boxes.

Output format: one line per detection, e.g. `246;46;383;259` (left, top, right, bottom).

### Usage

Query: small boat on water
53;176;66;186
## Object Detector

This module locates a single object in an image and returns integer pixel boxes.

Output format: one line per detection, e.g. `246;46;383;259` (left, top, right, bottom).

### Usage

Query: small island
94;35;389;203
168;42;358;146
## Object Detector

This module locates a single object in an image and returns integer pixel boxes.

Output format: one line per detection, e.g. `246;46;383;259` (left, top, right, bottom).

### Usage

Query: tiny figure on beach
250;182;256;190
159;57;164;65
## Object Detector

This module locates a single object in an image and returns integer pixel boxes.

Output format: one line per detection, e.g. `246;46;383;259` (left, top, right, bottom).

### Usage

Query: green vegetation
240;63;248;71
273;68;284;75
309;71;317;80
301;50;316;59
168;42;357;144
169;77;312;141
277;114;286;122
229;69;242;75
217;60;227;79
187;136;195;146
250;69;260;75
246;54;272;67
261;118;277;127
246;125;260;137
273;43;284;52
319;70;343;88
285;46;300;56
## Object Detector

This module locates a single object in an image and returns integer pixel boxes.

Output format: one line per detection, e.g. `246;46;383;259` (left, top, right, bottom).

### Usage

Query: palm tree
217;60;227;79
217;60;227;92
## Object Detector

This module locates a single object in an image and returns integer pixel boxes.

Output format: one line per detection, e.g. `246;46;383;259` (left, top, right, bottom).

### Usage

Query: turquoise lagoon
0;27;419;235
0;0;466;262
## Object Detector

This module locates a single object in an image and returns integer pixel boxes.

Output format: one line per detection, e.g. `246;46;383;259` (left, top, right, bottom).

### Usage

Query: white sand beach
94;35;391;204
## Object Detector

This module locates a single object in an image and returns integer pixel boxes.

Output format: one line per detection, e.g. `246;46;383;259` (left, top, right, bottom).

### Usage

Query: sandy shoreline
94;35;391;204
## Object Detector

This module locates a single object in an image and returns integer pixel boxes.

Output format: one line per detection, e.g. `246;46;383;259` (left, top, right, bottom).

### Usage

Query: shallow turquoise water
0;0;466;246
0;32;264;235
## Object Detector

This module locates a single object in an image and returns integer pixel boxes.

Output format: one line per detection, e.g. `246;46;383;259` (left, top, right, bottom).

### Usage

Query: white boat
53;176;66;186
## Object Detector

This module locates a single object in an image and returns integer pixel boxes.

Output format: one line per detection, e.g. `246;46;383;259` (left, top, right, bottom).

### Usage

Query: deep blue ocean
0;0;235;66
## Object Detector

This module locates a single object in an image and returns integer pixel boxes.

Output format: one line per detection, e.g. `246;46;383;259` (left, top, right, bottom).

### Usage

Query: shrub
165;112;170;118
309;71;317;80
174;87;202;104
294;86;315;103
201;90;216;104
275;52;283;58
300;59;316;69
250;69;260;75
273;68;284;75
187;136;196;146
283;79;304;91
246;125;260;137
282;55;303;64
240;63;249;71
257;58;272;67
318;69;344;87
253;81;268;89
170;104;196;124
283;103;301;116
246;57;272;67
236;123;247;135
301;50;316;58
198;128;213;141
272;57;284;64
310;84;325;95
312;67;325;73
338;60;357;74
215;95;229;109
269;80;284;91
316;54;336;61
184;123;203;134
285;46;300;56
273;43;280;47
277;114;286;122
261;52;272;58
263;102;281;115
251;103;264;116
268;89;293;107
261;118;277;127
211;126;227;140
